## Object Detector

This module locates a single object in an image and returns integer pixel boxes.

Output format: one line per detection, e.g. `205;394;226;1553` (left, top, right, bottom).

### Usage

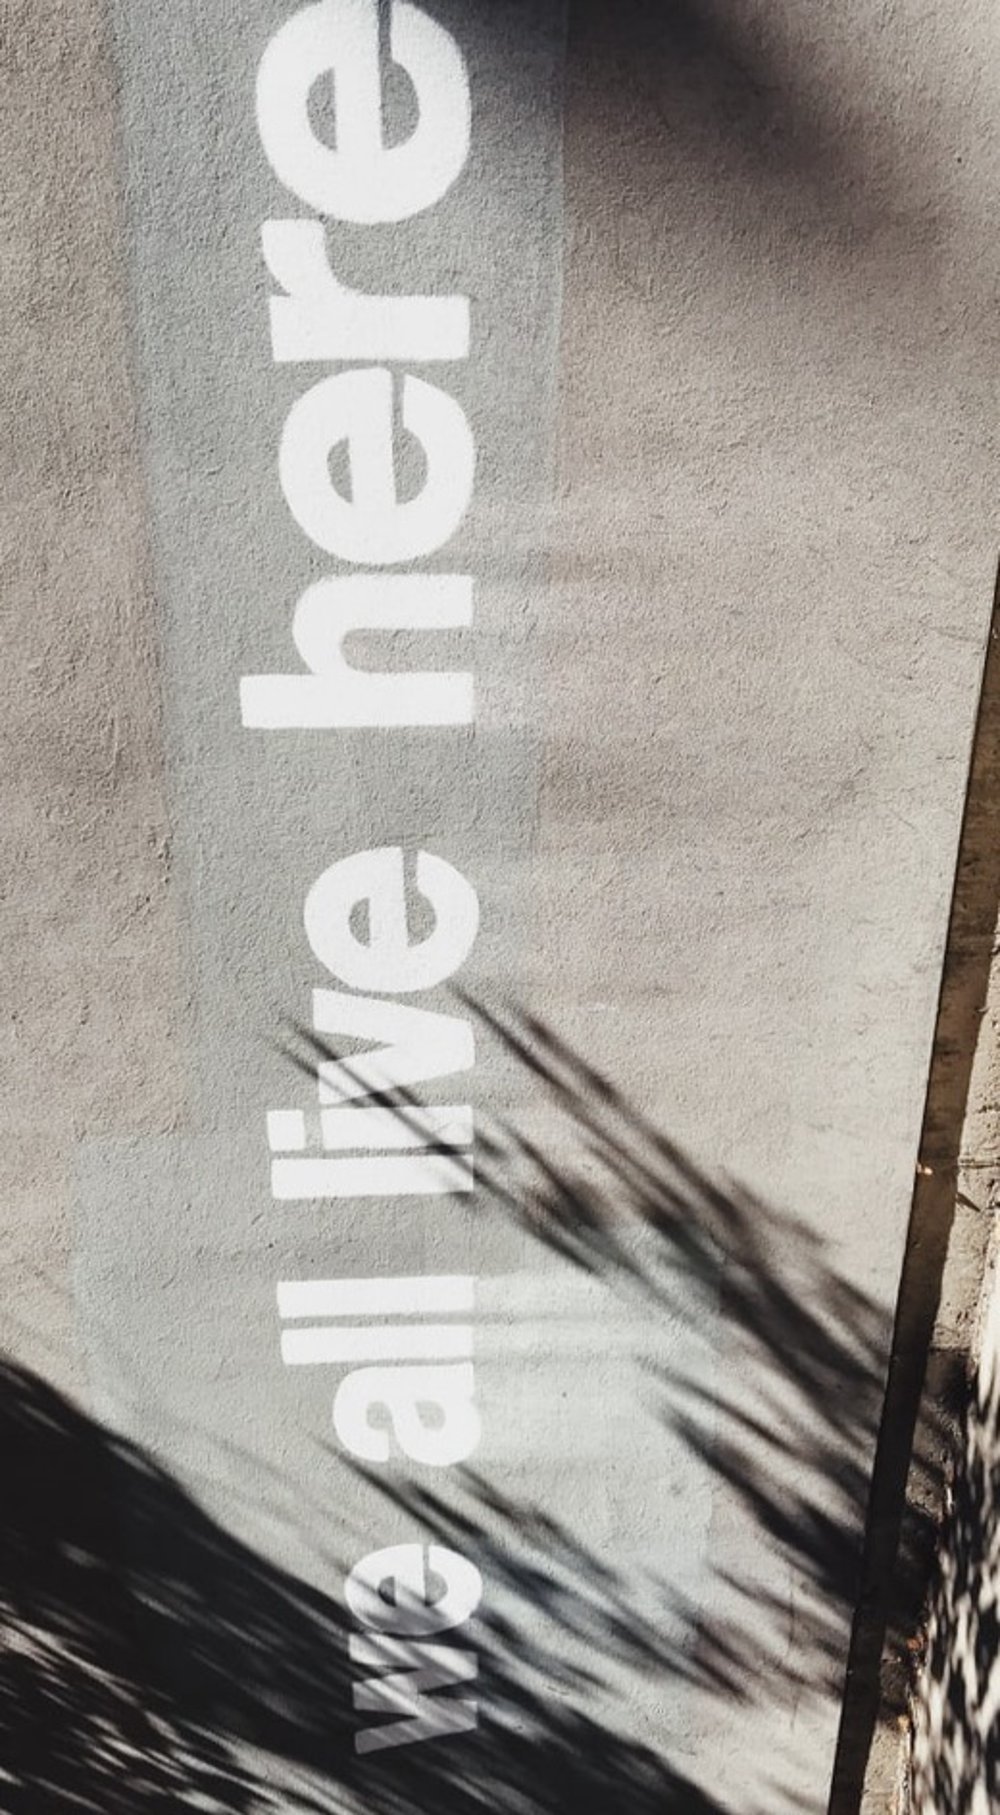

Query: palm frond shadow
0;1003;943;1812
911;1358;1000;1815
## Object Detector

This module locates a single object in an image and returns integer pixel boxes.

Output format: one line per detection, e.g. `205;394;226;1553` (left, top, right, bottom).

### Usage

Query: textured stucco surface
0;0;182;1391
540;11;1000;1792
3;1;1000;1811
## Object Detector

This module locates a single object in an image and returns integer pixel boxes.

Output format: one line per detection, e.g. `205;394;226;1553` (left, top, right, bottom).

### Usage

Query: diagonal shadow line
2;991;950;1813
828;561;1000;1813
289;988;938;1756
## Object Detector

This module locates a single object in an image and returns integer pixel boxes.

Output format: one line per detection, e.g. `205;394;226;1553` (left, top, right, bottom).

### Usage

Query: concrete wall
4;2;1000;1810
0;0;183;1388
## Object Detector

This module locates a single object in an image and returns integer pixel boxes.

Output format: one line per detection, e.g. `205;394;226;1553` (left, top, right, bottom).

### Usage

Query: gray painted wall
4;1;1000;1810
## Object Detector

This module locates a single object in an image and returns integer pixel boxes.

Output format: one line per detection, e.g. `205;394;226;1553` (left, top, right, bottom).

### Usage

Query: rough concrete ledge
831;581;1000;1813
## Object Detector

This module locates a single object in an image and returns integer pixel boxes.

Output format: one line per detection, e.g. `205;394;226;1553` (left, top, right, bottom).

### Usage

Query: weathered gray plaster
0;0;182;1392
534;4;1000;1798
5;0;1000;1810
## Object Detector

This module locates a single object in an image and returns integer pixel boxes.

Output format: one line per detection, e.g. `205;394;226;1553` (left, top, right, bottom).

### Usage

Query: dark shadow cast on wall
4;1;996;1806
0;1002;953;1814
910;1357;1000;1815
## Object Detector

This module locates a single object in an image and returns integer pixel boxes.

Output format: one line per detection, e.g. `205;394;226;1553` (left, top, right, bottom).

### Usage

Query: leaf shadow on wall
910;1359;1000;1815
0;1005;954;1814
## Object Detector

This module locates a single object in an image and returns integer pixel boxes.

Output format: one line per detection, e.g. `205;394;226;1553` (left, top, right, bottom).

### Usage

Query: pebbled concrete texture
2;1;1000;1811
902;635;1000;1815
908;1120;1000;1815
